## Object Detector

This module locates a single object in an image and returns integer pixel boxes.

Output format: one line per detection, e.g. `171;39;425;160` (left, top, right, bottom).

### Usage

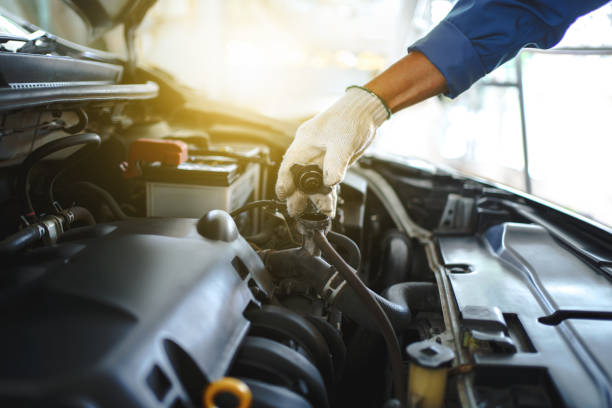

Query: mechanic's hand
276;86;389;217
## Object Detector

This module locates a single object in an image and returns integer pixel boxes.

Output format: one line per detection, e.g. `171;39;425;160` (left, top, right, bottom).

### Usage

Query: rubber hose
74;181;128;220
230;200;278;218
326;231;361;270
383;282;440;314
64;108;88;134
332;282;440;333
266;248;408;330
376;230;413;289
244;231;273;246
18;133;101;215
264;247;333;284
313;231;405;404
0;224;44;255
68;206;96;226
48;134;101;205
334;288;411;333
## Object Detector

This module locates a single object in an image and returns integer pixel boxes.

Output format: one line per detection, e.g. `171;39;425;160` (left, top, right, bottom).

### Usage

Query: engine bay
2;71;612;408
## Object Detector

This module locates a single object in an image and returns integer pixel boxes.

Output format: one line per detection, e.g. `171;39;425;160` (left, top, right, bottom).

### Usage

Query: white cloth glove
276;86;389;217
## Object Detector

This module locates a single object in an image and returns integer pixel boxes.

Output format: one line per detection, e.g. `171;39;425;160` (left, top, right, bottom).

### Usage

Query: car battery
127;138;260;218
144;158;259;218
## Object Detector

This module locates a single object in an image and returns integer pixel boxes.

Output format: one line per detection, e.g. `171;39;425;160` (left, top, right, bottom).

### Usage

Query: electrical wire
313;230;406;404
230;200;283;218
1;108;88;139
278;212;302;246
233;200;302;247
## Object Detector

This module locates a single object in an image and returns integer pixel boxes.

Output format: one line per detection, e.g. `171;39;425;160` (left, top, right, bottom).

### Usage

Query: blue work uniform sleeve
409;0;610;97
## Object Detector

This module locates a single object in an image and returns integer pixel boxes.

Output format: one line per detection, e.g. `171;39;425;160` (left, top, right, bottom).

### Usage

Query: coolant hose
0;206;95;256
313;230;405;404
264;249;436;332
333;282;439;332
264;247;332;285
384;282;440;315
48;134;101;205
67;206;96;226
18;133;101;216
74;182;128;220
334;287;411;332
0;224;45;255
326;230;361;270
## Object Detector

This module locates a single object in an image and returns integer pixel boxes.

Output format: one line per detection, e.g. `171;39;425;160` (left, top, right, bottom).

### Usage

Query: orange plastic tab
125;138;188;178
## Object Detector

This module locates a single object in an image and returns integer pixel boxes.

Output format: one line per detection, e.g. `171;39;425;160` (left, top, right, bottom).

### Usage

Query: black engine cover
0;217;268;407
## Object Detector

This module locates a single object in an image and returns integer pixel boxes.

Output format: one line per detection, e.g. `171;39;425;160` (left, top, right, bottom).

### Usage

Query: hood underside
63;0;157;40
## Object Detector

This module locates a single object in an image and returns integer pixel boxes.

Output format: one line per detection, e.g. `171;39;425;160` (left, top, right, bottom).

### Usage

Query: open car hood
63;0;157;40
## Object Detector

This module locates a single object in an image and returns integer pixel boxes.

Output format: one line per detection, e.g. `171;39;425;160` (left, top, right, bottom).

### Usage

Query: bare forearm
365;51;447;113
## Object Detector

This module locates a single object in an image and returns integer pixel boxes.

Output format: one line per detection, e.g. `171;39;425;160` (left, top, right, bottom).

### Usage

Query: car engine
0;108;451;407
2;42;611;408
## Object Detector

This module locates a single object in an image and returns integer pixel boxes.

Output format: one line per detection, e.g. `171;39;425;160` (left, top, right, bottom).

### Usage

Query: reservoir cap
406;340;455;369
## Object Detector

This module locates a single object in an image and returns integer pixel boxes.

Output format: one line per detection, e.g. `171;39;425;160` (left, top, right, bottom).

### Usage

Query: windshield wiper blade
0;8;124;65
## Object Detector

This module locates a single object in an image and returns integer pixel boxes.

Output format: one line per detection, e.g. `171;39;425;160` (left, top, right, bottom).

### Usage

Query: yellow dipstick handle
203;377;252;408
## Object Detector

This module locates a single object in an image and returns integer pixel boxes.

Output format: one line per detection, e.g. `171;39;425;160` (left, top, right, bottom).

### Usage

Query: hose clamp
322;268;346;304
40;215;64;245
61;208;75;226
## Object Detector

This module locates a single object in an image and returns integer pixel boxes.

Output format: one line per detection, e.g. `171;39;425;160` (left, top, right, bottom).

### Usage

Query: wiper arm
0;34;28;43
17;30;56;54
0;30;59;54
1;29;123;65
0;34;29;52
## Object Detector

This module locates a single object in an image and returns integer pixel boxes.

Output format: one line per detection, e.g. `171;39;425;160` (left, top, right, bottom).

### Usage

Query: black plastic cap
197;210;238;242
290;164;332;195
406;340;455;369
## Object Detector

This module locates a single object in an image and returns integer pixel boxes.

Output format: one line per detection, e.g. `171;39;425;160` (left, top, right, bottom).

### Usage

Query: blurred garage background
3;0;612;226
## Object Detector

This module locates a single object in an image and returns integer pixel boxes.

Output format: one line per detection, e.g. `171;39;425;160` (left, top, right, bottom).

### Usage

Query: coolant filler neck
296;212;330;256
290;163;333;254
